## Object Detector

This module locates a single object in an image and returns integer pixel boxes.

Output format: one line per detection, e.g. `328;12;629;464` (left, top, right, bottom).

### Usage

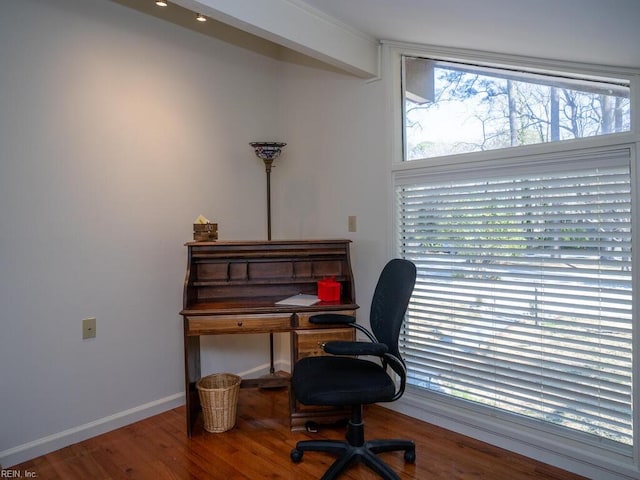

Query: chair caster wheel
291;448;303;463
404;448;416;463
305;421;319;433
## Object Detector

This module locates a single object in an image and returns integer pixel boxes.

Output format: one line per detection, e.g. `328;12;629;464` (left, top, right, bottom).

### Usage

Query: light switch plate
348;215;357;232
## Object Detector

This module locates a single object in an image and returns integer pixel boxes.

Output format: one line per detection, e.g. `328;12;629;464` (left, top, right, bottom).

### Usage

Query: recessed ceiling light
196;13;207;22
155;0;168;6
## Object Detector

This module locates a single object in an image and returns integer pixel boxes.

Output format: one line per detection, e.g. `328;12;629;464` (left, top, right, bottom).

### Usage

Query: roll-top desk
180;239;358;436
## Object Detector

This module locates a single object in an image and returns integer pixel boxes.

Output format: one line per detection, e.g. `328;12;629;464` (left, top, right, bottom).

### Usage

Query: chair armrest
308;314;356;325
323;341;388;356
382;353;408;401
309;314;377;344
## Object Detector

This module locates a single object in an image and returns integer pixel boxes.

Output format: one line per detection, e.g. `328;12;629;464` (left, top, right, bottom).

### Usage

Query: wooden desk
180;239;358;436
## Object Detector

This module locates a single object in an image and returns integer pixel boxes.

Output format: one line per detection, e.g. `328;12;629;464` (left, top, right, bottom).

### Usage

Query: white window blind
396;148;633;450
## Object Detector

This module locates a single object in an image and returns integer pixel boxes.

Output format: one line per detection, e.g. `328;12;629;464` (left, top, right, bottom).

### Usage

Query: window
396;150;632;449
403;57;631;160
395;52;637;466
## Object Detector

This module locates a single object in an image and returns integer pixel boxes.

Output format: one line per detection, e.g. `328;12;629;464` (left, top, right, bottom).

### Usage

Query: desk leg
184;333;201;437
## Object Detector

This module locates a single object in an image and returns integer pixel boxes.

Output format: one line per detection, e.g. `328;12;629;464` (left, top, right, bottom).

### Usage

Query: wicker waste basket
196;373;241;433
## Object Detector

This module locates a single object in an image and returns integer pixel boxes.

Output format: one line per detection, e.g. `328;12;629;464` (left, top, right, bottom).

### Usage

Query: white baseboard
1;361;294;469
0;393;184;468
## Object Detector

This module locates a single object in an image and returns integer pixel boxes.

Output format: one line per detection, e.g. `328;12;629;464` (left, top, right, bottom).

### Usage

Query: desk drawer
186;314;294;335
293;328;355;359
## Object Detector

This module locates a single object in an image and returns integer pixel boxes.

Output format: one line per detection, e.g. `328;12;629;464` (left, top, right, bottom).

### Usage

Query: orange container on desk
318;277;341;302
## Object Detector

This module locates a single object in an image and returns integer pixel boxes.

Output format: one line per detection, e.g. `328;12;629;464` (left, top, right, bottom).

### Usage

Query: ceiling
300;0;640;69
114;0;640;76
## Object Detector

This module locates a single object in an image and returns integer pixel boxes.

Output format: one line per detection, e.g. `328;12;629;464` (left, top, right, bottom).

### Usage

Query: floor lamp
250;142;287;383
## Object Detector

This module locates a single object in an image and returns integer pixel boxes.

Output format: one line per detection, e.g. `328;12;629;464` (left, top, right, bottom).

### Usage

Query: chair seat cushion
292;355;396;406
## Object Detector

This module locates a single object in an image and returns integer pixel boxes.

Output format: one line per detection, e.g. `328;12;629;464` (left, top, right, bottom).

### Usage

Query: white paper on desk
275;294;320;306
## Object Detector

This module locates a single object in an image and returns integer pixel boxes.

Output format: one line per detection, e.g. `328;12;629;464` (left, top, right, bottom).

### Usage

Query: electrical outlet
348;215;357;232
82;317;96;339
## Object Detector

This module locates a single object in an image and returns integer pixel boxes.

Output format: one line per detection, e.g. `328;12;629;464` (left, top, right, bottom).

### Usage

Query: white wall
0;0;392;467
276;63;389;302
251;61;391;368
0;0;291;465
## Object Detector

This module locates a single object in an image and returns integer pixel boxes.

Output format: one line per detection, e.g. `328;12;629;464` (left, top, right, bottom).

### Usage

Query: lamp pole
250;142;286;240
250;142;287;381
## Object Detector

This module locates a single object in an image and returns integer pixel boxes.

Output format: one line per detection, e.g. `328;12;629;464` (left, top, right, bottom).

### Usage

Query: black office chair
290;258;417;480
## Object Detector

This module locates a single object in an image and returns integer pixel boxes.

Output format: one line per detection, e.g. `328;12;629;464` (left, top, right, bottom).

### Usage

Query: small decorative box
193;223;218;242
318;277;341;302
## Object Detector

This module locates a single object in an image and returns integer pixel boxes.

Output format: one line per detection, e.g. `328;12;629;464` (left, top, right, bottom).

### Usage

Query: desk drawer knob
237;321;243;327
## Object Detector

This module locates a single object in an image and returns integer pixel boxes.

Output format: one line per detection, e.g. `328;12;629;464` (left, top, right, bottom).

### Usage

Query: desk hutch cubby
180;239;358;436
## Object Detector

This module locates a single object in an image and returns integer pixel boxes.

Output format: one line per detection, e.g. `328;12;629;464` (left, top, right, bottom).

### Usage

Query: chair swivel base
291;437;415;480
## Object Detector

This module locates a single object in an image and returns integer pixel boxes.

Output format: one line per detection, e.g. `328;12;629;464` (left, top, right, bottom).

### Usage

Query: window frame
401;57;632;160
384;42;640;480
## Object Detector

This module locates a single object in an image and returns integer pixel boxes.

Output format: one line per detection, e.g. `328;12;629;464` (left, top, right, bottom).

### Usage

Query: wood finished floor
13;388;588;479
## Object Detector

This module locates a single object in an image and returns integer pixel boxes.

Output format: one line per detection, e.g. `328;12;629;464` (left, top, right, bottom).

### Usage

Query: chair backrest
369;259;417;363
